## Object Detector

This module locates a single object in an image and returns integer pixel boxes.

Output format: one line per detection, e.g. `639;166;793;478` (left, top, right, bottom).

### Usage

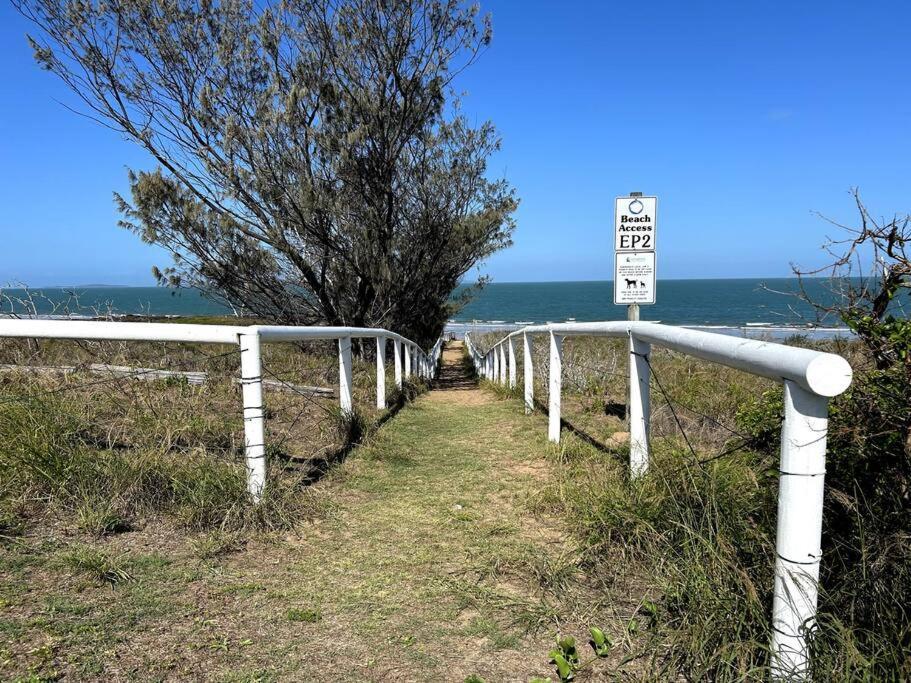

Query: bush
554;441;777;679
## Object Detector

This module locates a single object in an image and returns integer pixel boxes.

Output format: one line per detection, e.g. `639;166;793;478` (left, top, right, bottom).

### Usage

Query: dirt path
424;340;493;405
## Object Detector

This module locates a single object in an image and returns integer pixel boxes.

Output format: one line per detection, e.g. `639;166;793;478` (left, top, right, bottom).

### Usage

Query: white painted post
239;331;266;502
508;337;518;389
393;339;403;388
404;343;412;379
376;336;386;409
548;332;563;443
770;381;829;680
339;336;353;414
499;344;508;386
629;334;650;478
523;332;533;414
492;346;499;382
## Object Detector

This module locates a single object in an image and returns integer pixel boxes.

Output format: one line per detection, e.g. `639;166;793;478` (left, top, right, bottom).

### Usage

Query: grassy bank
0;336;394;530
473;330;909;680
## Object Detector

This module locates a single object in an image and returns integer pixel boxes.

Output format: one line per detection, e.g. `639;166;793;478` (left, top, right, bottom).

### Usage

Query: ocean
0;279;869;336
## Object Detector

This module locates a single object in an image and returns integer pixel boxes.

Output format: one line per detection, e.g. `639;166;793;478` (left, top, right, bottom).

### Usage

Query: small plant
0;505;27;540
734;386;783;453
74;497;131;536
331;407;367;447
286;607;321;623
481;378;520;400
546;628;613;682
191;530;245;559
61;544;133;587
387;378;427;409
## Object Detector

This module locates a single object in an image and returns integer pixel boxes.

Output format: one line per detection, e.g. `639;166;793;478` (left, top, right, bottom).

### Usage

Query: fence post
492;346;499;382
499;343;508;386
508;337;518;389
239;331;266;502
393;339;403;388
376;336;386;409
629;334;650;478
523;332;534;414
404;343;412;379
339;336;353;414
548;332;563;443
770;380;829;680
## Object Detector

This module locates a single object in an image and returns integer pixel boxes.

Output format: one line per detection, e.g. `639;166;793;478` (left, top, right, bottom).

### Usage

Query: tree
794;189;910;369
15;0;517;347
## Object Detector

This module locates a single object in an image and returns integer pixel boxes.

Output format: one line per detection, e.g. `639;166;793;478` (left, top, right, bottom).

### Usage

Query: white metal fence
0;319;443;501
465;321;852;680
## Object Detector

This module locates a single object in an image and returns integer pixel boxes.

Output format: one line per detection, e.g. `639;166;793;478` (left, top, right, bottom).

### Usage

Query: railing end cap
805;353;853;397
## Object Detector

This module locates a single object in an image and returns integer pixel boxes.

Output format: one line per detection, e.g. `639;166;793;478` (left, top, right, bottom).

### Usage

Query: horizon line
5;275;830;289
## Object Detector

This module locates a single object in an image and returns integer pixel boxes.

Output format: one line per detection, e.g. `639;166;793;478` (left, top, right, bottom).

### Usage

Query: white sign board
614;196;657;252
614;251;656;305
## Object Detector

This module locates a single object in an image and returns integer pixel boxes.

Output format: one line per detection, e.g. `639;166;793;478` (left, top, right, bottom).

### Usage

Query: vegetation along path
2;342;632;681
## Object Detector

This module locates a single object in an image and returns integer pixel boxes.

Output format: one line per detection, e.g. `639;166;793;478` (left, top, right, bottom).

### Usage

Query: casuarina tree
15;0;517;346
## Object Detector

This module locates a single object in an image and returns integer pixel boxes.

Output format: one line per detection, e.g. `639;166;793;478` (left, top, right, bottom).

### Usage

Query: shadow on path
433;341;478;392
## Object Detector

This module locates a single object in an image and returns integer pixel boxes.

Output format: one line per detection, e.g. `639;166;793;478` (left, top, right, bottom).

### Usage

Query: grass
0;332;423;537
0;342;632;680
472;331;910;680
59;544;134;586
1;335;906;680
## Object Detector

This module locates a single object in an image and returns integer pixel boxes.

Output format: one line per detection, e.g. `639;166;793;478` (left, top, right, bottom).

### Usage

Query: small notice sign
614;196;657;252
614;251;656;305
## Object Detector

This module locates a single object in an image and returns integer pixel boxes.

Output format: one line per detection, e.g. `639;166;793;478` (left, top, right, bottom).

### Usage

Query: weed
286;607;321;623
191;530;246;559
73;497;131;536
543;629;613;682
331;406;368;447
60;544;133;587
387;377;427;408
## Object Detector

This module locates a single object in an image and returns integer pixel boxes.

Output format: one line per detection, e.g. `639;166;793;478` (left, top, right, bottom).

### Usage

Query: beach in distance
0;278;859;332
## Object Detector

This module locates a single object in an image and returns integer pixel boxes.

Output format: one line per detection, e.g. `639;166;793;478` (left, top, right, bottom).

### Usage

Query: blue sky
1;0;909;286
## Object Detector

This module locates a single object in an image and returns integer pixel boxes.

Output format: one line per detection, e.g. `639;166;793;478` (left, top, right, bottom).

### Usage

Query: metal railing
0;319;443;502
465;321;852;680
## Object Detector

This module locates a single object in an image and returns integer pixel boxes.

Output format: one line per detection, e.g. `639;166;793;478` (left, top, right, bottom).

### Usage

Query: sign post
614;192;657;321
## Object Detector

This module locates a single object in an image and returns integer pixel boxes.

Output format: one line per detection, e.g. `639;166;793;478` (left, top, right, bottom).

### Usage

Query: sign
614;196;657;252
614;251;656;305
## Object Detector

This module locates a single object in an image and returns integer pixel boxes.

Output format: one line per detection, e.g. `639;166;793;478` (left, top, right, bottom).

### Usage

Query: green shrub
734;387;783;453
